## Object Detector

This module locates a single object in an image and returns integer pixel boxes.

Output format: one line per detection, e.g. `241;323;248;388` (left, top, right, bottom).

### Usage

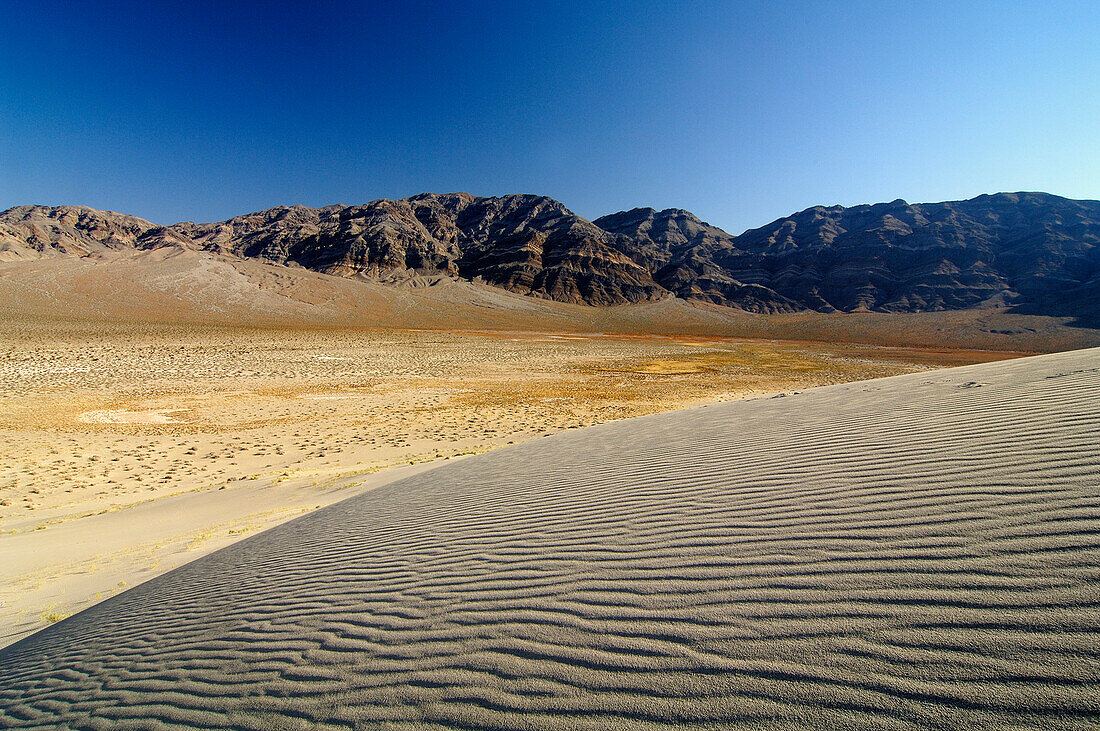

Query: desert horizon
2;192;1098;725
2;192;1097;727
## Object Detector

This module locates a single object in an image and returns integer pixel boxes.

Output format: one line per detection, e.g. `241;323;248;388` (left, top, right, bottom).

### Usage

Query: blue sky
2;1;1097;234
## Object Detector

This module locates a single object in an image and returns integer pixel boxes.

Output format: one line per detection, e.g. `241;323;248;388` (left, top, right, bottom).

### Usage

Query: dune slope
1;349;1098;729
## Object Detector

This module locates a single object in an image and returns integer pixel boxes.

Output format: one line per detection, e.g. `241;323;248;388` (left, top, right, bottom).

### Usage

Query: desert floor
0;316;1017;646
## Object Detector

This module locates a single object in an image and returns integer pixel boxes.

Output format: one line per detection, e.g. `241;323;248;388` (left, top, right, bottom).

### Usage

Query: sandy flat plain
0;347;1095;728
0;315;1017;647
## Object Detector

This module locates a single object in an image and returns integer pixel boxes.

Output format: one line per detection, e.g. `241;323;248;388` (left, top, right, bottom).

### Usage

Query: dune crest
1;349;1098;728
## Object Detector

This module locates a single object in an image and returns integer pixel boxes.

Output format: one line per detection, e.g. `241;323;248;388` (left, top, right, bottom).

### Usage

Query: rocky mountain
0;205;159;259
593;207;803;313
595;193;1100;319
728;193;1099;316
2;192;1097;319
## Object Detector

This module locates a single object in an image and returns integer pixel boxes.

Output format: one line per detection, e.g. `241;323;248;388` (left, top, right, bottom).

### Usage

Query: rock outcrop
0;205;157;260
172;194;665;305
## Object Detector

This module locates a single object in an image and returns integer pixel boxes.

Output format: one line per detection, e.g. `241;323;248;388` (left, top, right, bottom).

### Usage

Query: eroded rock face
173;194;666;305
596;193;1100;317
0;206;158;259
2;192;1097;315
594;207;802;313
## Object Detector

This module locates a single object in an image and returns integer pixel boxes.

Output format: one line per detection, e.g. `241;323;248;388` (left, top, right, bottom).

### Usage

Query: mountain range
2;191;1097;321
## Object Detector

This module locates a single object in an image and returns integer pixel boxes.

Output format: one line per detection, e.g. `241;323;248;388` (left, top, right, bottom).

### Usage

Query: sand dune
1;349;1098;728
3;318;1004;647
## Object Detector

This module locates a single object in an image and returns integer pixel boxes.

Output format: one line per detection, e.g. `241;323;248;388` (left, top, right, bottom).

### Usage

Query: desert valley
0;190;1097;728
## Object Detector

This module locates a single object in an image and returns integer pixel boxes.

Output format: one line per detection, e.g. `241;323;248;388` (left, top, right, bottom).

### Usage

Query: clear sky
2;1;1097;234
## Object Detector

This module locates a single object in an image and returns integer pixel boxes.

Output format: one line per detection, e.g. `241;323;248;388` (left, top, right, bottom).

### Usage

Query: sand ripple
1;349;1098;728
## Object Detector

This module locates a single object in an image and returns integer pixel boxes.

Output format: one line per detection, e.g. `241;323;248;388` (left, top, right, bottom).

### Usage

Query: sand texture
2;318;1006;647
1;349;1098;728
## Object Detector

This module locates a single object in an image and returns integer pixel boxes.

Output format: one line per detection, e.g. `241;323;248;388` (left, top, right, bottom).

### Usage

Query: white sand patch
15;366;93;376
295;393;368;400
78;408;189;424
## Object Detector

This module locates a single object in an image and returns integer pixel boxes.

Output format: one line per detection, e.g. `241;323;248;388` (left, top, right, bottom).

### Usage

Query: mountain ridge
2;192;1097;320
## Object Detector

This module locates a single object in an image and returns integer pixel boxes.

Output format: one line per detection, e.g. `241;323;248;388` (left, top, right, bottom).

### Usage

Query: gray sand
1;348;1098;729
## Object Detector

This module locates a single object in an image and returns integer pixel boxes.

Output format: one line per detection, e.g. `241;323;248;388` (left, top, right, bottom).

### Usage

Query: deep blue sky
2;1;1097;234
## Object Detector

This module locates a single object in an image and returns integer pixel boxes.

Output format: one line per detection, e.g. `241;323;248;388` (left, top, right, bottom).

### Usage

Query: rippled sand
1;348;1096;728
0;318;1001;646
